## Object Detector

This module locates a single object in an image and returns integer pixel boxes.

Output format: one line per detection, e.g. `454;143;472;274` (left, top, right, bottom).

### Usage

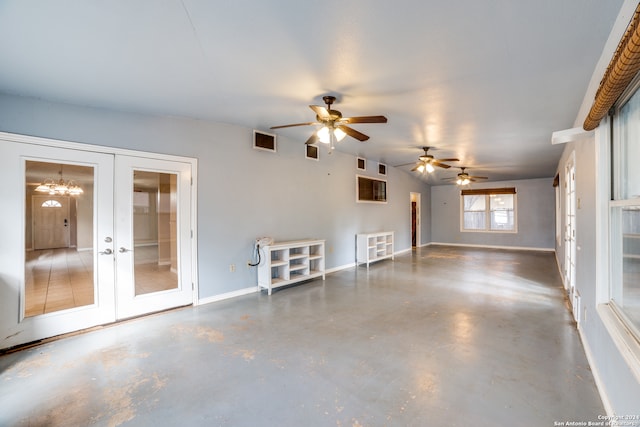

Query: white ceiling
0;1;625;183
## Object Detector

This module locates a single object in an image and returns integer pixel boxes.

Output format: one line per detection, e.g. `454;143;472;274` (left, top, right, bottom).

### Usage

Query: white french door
114;156;193;319
1;141;116;348
565;155;578;322
0;135;195;350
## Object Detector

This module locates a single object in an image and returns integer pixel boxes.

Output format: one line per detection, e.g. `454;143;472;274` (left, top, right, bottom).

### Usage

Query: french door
114;155;193;319
0;136;195;350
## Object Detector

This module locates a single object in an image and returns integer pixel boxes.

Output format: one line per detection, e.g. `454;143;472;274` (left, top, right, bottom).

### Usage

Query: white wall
555;132;640;415
430;178;555;249
0;93;430;299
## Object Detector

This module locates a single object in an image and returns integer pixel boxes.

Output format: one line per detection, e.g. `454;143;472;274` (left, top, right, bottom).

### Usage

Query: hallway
0;246;604;426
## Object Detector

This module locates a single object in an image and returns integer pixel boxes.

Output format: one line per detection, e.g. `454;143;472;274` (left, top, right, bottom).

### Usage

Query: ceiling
0;1;625;184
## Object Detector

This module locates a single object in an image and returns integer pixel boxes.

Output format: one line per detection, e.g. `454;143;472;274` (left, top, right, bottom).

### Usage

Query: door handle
119;247;133;253
99;248;113;255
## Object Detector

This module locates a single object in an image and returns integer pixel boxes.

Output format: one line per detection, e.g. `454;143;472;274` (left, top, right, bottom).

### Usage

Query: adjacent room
1;1;639;425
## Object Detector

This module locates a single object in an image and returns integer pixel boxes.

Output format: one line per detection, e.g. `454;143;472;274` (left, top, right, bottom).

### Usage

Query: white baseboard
428;242;555;252
326;262;356;274
197;286;258;306
578;326;614;416
394;247;412;256
77;247;92;252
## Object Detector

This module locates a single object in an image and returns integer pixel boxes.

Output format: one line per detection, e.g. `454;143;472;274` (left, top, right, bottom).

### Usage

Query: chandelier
35;166;83;196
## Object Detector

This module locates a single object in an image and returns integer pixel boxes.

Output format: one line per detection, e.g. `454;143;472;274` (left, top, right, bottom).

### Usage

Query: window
41;200;62;208
611;85;640;335
356;175;387;203
461;188;516;232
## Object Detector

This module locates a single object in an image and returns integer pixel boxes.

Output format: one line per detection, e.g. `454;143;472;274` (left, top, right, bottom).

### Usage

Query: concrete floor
0;246;604;426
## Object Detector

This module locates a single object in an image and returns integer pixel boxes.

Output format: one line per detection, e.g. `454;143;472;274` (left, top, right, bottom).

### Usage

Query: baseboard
428;242;555;252
77;247;92;252
326;262;356;274
578;326;614;416
197;286;259;306
394;247;412;256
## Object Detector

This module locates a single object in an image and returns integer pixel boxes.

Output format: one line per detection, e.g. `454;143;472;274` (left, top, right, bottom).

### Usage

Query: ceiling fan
398;146;459;173
270;95;387;149
443;167;488;185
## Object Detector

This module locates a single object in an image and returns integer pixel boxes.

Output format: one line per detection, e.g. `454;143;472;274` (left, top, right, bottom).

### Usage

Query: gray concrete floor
0;246;604;426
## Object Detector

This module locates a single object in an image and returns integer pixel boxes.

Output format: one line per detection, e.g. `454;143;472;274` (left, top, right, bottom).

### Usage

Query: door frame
410;192;421;247
0;131;199;350
564;152;578;322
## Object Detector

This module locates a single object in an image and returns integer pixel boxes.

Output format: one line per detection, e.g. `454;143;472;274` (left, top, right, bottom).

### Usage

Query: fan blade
411;164;421;172
395;162;417;167
341;115;388;124
271;122;318;129
468;176;488;179
337;125;369;142
310;105;331;120
441;177;456;181
435;158;460;162
432;162;451;169
305;134;319;145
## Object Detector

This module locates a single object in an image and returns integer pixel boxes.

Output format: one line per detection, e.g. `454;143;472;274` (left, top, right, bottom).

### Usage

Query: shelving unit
356;231;394;268
257;239;325;295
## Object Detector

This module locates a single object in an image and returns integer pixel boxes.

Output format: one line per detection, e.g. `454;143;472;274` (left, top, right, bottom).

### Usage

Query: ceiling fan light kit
443;167;488;186
405;147;459;174
270;95;387;153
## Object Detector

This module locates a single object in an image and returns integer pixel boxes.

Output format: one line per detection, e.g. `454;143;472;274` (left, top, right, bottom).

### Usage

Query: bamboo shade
461;187;516;196
584;3;640;131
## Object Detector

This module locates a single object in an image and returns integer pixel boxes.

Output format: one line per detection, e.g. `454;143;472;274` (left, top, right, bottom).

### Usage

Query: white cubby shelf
356;231;394;268
257;239;325;295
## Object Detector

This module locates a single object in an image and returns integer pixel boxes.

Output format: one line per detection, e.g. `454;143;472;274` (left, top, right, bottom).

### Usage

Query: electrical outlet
229;264;236;273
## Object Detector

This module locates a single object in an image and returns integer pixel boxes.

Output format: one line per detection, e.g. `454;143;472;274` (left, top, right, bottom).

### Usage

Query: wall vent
253;130;277;152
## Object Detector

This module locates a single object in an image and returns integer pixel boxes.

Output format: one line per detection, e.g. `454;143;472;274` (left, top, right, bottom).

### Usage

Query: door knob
119;247;133;253
99;248;113;255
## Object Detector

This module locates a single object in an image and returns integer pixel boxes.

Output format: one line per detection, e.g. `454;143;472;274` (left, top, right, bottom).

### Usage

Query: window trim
601;85;640;382
460;188;517;233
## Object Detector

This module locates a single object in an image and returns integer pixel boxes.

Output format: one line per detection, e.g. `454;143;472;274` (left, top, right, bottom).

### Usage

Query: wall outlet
229;264;236;273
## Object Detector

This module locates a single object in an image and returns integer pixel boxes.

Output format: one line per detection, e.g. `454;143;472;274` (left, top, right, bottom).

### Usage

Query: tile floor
2;246;607;426
24;245;177;316
25;248;94;316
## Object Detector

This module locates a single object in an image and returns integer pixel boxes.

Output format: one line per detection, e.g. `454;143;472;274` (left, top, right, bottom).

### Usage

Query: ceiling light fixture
35;166;83;196
456;176;471;186
317;125;346;143
317;124;347;153
415;161;435;174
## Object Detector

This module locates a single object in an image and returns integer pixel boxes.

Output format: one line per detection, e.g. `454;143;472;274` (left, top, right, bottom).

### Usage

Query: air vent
253;130;276;152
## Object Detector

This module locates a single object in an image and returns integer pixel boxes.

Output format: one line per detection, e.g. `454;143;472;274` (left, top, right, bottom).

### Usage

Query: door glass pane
25;161;95;316
133;171;178;295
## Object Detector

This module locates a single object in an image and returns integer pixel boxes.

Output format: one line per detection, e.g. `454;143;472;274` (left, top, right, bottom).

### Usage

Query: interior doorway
410;192;421;247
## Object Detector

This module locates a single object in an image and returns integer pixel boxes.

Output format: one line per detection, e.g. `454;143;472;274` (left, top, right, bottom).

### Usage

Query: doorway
0;135;197;349
410;192;421;248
